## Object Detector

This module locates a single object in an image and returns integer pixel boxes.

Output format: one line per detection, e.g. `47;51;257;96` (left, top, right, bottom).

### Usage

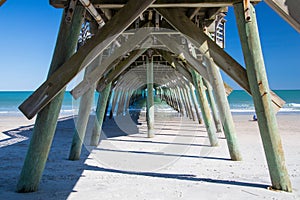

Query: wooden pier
15;0;300;193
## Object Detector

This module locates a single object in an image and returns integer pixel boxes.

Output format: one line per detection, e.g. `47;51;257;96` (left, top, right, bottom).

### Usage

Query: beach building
10;0;299;195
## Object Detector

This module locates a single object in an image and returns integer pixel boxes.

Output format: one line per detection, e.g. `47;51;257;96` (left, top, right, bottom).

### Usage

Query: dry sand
0;111;299;200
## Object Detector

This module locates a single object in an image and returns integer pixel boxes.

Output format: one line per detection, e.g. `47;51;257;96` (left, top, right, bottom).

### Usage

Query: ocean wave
230;109;256;113
285;103;300;108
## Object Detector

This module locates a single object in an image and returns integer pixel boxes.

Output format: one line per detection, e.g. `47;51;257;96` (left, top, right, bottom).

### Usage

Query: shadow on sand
0;110;270;199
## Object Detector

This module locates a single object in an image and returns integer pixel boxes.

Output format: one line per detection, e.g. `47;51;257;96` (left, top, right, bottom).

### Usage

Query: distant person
253;114;257;121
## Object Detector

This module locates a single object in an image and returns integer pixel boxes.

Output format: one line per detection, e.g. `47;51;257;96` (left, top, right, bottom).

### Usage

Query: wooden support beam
0;0;7;6
203;79;222;132
180;86;192;119
188;39;240;159
109;89;118;118
234;2;292;191
187;43;234;97
155;35;209;81
146;56;155;138
179;88;190;118
68;87;95;160
174;88;185;116
178;79;195;120
16;5;84;193
189;83;203;124
72;28;153;99
96;49;146;92
124;90;131;114
96;48;149;92
156;49;193;82
191;71;218;146
155;8;285;113
92;0;261;8
19;0;155;119
69;23;102;160
115;90;124;116
206;56;242;161
170;88;180;112
184;86;196;121
265;0;300;33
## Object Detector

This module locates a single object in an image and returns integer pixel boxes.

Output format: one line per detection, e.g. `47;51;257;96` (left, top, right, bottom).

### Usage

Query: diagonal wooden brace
19;0;156;119
155;8;285;112
71;28;153;99
96;49;147;93
155;34;210;81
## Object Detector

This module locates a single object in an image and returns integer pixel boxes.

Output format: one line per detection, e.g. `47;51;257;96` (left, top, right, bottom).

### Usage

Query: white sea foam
286;103;300;108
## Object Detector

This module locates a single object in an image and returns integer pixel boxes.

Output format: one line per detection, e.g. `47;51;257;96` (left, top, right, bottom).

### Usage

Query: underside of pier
15;0;300;193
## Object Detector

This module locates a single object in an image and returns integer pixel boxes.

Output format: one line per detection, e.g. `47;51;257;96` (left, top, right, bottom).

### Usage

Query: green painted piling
16;5;84;192
206;58;242;161
184;87;196;121
69;28;102;160
109;90;118;118
191;71;218;146
234;2;291;191
90;83;112;146
146;56;154;138
203;80;222;132
189;83;203;124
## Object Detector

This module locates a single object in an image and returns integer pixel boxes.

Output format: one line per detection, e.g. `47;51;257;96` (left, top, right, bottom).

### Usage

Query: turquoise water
228;90;300;113
0;91;98;116
0;90;299;116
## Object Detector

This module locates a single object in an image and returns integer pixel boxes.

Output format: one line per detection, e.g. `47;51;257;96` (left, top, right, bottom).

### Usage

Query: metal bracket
65;0;78;24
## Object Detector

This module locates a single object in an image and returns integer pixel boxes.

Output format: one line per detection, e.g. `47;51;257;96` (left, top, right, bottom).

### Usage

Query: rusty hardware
243;0;252;22
65;0;78;24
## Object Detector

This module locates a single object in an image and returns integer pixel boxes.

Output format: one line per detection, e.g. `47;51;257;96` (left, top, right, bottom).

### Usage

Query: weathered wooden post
115;90;123;116
167;88;176;111
68;82;95;160
206;57;242;161
117;88;126;115
125;90;133;114
90;82;112;146
177;87;188;117
179;88;190;118
172;87;181;113
191;71;218;146
110;89;119;118
234;2;292;191
123;90;130;114
69;23;101;160
146;55;154;138
172;88;181;113
189;83;203;124
184;87;196;121
203;80;222;132
16;5;84;192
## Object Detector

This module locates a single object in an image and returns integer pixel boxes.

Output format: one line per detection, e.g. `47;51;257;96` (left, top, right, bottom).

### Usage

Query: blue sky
0;1;299;91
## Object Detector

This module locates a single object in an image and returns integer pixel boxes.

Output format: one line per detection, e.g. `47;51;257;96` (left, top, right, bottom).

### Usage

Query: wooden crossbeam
156;49;193;82
156;8;285;112
19;0;155;119
71;28;153;99
96;48;148;92
265;0;300;33
0;0;7;6
155;34;210;81
92;0;261;8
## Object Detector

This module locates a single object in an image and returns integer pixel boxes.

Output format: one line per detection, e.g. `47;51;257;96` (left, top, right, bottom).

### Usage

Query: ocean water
228;90;300;114
0;91;98;116
0;90;299;116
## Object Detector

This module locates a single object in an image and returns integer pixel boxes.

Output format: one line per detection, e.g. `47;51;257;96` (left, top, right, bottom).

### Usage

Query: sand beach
0;110;299;200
